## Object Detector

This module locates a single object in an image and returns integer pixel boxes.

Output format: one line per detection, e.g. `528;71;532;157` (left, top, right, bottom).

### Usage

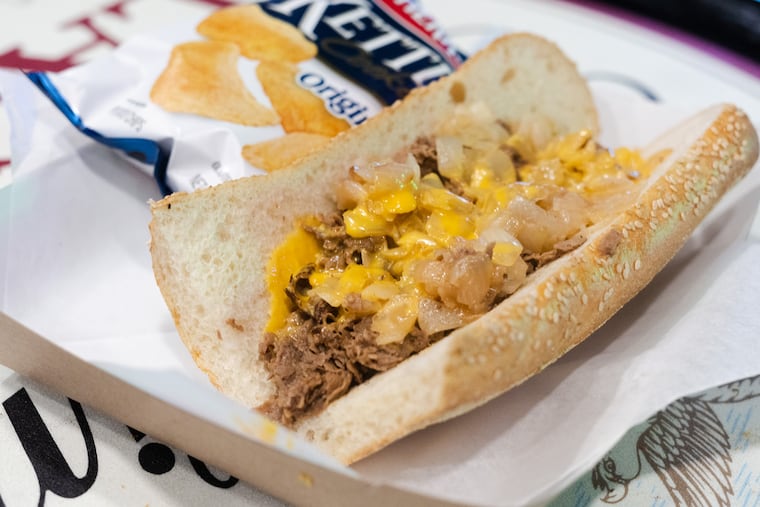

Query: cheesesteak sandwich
149;34;759;464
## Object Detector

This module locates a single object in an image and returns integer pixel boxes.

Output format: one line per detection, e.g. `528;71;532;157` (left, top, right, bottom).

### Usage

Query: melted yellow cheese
266;112;670;337
265;225;320;332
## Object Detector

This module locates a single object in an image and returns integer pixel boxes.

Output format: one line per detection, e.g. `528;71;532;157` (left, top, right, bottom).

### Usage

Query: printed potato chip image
242;133;331;172
256;60;350;137
150;40;279;127
197;4;317;63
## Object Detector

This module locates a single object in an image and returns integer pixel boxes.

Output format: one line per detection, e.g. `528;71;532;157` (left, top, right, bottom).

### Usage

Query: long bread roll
149;33;758;464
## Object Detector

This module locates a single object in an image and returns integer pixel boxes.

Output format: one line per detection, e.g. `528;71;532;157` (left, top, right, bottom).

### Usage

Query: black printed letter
3;388;98;506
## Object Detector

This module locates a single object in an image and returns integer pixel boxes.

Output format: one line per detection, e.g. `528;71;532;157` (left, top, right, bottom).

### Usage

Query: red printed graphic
374;0;464;67
0;1;133;72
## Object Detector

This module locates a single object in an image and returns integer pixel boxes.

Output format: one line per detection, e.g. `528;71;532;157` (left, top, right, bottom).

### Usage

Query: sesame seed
493;368;503;381
634;259;642;271
581;294;588;305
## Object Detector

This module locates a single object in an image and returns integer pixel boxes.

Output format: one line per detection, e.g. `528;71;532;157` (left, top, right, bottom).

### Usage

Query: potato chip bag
24;1;466;192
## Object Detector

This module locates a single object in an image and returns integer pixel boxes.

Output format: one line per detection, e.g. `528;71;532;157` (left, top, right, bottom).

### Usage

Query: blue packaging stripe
24;71;173;196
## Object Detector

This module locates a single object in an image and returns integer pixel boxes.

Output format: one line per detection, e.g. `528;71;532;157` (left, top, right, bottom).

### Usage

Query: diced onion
410;248;493;312
436;135;465;180
309;276;342;307
507;196;577;253
361;281;399;302
417;298;466;335
372;294;418;345
336;178;368;210
497;256;529;295
449;253;492;309
516;113;555;150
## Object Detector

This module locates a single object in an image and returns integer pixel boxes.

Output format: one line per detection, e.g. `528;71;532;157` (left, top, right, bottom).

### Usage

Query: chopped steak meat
409;137;466;196
259;311;439;426
260;214;441;425
305;213;386;270
522;232;587;272
411;136;438;177
597;229;623;257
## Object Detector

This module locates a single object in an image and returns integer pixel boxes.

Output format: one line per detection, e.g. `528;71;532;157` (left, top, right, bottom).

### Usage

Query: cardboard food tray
2;1;760;506
0;313;458;507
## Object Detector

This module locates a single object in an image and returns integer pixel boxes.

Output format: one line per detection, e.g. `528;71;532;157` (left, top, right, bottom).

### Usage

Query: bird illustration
592;375;760;506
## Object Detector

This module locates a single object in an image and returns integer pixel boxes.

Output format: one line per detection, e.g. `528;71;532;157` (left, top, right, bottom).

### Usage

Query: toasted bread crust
149;33;758;464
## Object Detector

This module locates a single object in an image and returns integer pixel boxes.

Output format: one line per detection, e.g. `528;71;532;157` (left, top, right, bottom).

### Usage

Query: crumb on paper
258;420;279;443
235;416;279;444
298;472;314;487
